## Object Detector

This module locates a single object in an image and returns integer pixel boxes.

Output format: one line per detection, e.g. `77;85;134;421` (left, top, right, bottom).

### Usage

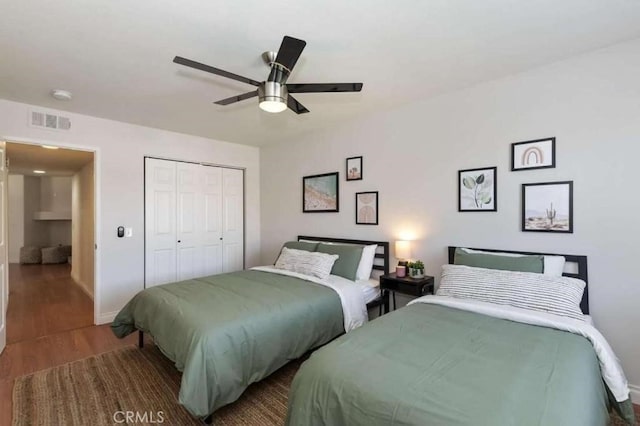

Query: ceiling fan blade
287;83;363;93
287;95;310;114
214;90;259;106
173;56;261;87
274;36;306;72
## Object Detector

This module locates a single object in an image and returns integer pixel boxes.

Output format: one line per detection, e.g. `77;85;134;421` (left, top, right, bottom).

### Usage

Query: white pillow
304;241;378;281
356;245;378;280
437;264;586;321
274;247;338;280
460;247;566;277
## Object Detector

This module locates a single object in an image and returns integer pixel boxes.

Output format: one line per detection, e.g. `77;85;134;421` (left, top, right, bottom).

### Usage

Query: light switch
125;227;133;238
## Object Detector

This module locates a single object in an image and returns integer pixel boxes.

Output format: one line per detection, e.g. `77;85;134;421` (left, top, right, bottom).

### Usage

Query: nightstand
380;273;434;313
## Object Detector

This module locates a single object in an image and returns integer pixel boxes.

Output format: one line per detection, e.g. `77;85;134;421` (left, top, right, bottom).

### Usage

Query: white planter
409;268;424;279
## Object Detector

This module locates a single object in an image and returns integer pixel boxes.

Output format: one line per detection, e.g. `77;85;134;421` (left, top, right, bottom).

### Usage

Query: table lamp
395;240;411;277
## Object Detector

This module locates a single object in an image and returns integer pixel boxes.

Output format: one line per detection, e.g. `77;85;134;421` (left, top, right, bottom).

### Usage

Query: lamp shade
395;240;411;260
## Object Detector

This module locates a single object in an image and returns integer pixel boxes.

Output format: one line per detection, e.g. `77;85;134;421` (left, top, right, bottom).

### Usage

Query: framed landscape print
303;172;339;212
458;167;497;212
346;156;363;181
522;181;573;233
511;137;556;171
355;191;378;225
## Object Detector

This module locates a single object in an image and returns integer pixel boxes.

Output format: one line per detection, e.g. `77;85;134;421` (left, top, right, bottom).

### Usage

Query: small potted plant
409;260;425;278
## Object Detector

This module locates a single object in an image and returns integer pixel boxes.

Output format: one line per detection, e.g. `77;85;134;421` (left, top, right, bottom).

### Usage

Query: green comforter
287;303;634;426
111;270;343;418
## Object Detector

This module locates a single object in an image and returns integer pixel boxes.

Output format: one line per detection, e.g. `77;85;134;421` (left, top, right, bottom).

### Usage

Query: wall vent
29;110;72;131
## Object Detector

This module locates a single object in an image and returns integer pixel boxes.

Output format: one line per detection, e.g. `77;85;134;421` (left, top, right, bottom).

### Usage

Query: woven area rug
13;345;300;425
12;345;637;425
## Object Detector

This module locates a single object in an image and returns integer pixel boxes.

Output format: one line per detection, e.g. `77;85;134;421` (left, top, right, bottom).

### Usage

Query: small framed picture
522;181;573;233
303;172;339;213
346;156;363;181
458;167;497;212
511;137;556;171
355;191;378;225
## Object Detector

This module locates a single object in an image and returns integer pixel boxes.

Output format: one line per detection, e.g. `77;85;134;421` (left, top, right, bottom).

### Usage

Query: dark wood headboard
448;246;589;314
298;236;390;275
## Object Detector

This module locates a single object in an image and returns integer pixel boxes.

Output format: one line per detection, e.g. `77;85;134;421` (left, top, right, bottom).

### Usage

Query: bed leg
203;414;213;424
138;330;144;348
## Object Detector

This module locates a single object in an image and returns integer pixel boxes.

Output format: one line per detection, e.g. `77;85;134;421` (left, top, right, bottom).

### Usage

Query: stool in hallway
41;246;69;264
19;246;42;264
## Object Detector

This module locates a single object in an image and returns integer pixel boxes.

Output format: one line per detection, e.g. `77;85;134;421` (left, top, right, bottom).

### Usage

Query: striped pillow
437;264;586;321
275;247;339;280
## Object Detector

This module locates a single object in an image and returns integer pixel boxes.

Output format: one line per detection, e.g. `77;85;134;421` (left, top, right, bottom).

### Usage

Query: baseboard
73;278;94;301
630;384;640;404
96;310;118;325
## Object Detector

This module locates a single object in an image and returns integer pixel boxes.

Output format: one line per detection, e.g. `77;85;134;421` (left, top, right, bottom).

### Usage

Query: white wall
40;176;72;246
10;175;73;250
7;175;24;263
40;176;72;212
261;38;640;397
23;176;48;248
0;98;261;324
71;161;94;298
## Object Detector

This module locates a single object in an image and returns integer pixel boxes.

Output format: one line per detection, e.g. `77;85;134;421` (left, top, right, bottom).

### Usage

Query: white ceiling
1;1;640;146
7;142;93;176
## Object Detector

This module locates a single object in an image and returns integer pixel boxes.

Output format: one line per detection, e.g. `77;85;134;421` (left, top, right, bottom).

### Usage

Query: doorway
5;142;95;343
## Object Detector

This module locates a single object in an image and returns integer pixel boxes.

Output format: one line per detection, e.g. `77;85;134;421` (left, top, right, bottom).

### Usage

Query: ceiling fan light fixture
259;100;287;113
258;82;288;113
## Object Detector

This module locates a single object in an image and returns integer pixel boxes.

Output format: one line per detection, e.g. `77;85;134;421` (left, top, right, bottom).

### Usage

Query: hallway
7;263;93;344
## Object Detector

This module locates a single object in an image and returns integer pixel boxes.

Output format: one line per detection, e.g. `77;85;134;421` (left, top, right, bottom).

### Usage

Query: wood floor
7;263;94;343
0;263;103;424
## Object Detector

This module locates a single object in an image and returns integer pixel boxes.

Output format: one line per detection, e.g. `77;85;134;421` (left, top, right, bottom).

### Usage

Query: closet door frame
143;156;245;288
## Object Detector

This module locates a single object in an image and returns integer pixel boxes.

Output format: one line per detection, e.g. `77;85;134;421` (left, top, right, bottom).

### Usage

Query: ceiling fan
173;36;363;114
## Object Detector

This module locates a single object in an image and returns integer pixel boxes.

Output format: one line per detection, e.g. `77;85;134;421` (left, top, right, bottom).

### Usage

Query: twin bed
111;236;389;421
112;238;635;425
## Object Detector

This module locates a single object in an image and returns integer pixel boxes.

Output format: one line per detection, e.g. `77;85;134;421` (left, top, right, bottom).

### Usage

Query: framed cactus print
458;167;497;212
522;181;573;233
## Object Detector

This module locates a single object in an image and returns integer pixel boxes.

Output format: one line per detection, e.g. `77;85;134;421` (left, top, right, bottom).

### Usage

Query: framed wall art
303;172;339;212
511;137;556;171
522;181;573;233
346;156;363;181
458;167;497;212
355;191;378;225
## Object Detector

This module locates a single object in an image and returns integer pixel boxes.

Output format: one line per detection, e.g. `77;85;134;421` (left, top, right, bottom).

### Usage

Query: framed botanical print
458;167;497;212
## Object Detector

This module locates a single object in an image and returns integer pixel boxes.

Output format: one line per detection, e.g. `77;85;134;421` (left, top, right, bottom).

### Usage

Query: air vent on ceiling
29;110;71;131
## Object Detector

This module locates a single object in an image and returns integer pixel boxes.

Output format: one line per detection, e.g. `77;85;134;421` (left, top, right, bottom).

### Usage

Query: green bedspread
111;270;344;418
287;303;632;426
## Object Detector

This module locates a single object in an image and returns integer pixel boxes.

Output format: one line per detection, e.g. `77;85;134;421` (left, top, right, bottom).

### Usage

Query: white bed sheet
357;278;381;304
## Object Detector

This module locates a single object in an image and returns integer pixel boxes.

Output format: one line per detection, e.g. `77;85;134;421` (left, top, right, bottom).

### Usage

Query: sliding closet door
176;162;203;281
145;158;177;287
222;168;244;272
202;166;223;276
